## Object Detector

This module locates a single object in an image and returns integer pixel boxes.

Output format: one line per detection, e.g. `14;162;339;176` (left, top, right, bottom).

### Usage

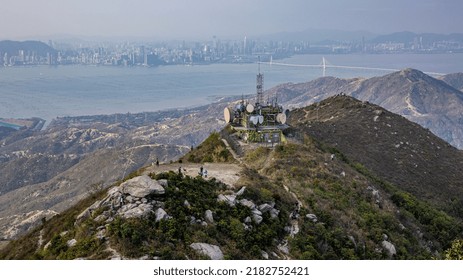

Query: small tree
444;239;463;260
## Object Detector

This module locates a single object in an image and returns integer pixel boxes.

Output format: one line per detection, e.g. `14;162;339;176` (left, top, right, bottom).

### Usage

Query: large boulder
190;243;224;260
218;194;236;206
155;208;170;222
382;240;397;257
120;175;165;198
121;204;153;219
205;210;214;224
239;199;256;209
258;203;273;213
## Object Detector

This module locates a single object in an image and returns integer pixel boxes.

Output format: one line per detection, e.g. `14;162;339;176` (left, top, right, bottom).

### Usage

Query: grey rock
121;204;153;219
118;203;137;214
184;200;191;207
94;214;107;223
96;229;106;240
261;250;269;260
236;186;246;196
75;209;91;225
251;209;262;216
205;210;214;224
290;222;300;237
244;216;252;223
382;240;397;257
258;203;273;213
157;179;168;188
270;208;280;219
252;214;263;224
190;243;224;260
155;208;169;222
348;236;357;249
306;214;318;223
217;194;236;206
120;175;165;198
239;199;256;209
125;196;134;203
141;198;148;204
277;241;289;255
67;239;77;247
75;199;103;225
201;221;208;227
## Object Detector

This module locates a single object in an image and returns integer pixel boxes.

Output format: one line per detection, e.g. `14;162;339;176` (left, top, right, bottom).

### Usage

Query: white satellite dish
250;116;258;125
277;113;286;124
246;103;255;113
258;115;264;124
224;107;233;123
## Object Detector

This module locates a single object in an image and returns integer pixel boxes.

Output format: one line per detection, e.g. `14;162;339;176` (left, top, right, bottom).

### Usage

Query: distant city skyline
1;0;462;40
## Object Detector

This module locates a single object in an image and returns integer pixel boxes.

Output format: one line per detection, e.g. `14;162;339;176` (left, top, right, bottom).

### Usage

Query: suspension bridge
263;57;446;77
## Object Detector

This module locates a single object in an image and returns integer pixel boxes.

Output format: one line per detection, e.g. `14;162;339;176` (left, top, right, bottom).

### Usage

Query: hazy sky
1;0;462;40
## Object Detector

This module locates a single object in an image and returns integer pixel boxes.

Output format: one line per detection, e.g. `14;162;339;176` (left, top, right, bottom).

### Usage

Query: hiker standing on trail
178;166;182;176
199;166;204;177
203;169;208;178
156;158;159;166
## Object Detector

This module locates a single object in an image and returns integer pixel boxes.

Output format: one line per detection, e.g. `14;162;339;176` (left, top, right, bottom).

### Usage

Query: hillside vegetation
1;96;462;260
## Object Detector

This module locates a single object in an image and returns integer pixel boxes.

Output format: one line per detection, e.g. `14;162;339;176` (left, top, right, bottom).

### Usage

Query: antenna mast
256;57;263;106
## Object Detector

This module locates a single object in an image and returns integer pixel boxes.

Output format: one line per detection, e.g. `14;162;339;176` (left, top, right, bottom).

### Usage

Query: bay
0;53;462;124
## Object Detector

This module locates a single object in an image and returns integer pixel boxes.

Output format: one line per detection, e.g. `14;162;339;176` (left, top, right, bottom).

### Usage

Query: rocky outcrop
75;175;168;225
217;194;236;206
190;243;224;260
120;204;153;219
382;240;397;258
120;175;165;198
306;214;318;223
155;208;169;222
204;210;214;224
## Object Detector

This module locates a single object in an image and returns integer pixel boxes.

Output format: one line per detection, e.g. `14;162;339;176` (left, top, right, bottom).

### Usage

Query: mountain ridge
265;69;463;149
1;95;462;260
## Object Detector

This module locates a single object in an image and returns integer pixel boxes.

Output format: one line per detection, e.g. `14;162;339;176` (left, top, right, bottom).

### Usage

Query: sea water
0;53;462;123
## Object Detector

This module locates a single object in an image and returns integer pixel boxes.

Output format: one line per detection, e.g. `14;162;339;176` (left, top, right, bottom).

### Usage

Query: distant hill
289;95;463;218
440;73;463;91
264;69;463;149
257;28;376;43
0;40;57;56
256;29;463;45
370;31;463;44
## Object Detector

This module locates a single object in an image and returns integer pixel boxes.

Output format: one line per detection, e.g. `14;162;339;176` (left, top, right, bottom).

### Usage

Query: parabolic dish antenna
246;103;255;113
224;107;233;123
250;116;258;125
277;113;287;124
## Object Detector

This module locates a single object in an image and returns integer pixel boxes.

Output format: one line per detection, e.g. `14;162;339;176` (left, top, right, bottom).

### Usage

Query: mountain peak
289;95;463;213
